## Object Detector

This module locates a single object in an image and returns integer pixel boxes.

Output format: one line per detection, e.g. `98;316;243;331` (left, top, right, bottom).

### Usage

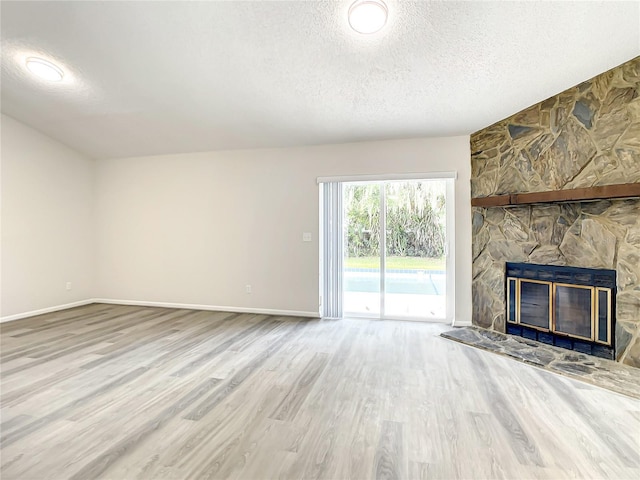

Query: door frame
319;172;457;323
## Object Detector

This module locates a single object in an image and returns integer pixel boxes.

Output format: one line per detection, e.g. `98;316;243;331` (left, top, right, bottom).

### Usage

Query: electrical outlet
245;284;252;294
302;232;312;242
66;282;72;291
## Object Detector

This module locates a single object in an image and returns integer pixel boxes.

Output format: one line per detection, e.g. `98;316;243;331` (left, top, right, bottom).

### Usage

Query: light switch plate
302;232;312;242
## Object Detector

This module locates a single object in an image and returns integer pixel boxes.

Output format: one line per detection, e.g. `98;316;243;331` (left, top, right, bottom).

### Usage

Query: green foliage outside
344;182;446;259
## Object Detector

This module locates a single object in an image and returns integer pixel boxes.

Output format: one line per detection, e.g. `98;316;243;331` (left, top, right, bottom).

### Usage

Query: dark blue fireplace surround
506;262;616;360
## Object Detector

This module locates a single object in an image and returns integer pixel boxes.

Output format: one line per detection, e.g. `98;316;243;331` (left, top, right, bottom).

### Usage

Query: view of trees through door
343;180;447;319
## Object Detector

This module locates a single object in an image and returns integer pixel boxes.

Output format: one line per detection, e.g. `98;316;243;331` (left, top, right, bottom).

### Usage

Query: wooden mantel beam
471;183;640;207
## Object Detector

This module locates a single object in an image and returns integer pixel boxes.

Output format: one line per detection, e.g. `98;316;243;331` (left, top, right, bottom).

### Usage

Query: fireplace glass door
519;280;551;330
505;263;615;359
596;288;612;345
553;284;594;340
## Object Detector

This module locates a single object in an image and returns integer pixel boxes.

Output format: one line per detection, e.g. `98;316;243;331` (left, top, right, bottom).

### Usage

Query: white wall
95;136;472;323
0;123;471;323
1;114;95;319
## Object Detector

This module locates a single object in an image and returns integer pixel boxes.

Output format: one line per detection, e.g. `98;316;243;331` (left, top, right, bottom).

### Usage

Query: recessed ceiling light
25;57;64;82
348;0;388;34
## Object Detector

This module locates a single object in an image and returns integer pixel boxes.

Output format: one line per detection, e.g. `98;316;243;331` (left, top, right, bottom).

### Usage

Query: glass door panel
384;180;446;319
343;183;381;316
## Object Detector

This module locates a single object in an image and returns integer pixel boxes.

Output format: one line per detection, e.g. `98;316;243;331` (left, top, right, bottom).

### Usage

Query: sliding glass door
343;179;448;320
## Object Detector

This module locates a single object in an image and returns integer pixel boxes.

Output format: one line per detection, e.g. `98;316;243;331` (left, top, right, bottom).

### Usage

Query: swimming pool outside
344;268;445;295
344;268;446;319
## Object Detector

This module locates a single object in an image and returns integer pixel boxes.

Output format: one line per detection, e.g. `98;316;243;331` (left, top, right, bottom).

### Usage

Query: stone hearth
441;326;640;399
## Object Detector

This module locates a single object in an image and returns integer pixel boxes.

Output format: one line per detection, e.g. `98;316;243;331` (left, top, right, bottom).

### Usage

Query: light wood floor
1;304;638;480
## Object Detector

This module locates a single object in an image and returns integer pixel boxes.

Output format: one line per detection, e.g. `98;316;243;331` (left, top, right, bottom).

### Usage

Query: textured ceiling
1;1;639;159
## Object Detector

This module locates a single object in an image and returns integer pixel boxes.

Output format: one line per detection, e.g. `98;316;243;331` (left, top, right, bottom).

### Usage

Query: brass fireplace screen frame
507;277;612;346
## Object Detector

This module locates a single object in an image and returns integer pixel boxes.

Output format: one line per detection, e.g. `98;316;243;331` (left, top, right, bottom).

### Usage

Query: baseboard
0;299;95;323
92;298;321;319
452;320;472;327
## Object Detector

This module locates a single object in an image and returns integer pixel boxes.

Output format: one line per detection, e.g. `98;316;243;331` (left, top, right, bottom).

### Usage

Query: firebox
505;263;616;359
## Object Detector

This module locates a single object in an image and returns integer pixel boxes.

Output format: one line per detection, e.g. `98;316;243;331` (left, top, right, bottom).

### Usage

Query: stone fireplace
506;262;616;359
470;56;640;367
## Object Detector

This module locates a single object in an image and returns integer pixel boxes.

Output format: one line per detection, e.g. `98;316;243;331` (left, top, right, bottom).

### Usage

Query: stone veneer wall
470;56;640;367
